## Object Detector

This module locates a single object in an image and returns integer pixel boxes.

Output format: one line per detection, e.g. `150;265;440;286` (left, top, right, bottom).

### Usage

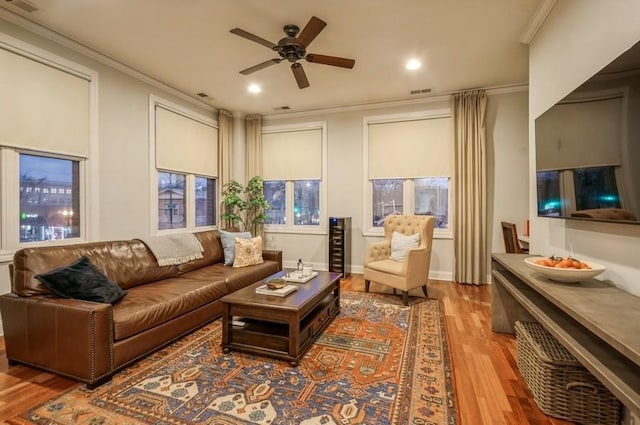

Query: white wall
529;0;640;296
263;89;529;280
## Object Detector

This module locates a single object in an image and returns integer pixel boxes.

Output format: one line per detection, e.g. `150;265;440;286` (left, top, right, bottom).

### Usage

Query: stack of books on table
255;284;298;297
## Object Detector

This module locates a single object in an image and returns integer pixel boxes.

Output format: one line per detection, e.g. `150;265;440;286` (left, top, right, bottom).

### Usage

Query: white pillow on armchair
389;231;420;261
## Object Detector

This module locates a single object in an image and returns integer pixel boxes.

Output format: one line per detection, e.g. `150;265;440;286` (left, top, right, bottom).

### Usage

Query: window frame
262;122;328;235
363;110;453;239
149;95;218;235
0;33;98;261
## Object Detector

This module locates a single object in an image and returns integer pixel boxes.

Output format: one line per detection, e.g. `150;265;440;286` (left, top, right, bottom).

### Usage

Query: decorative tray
283;271;318;283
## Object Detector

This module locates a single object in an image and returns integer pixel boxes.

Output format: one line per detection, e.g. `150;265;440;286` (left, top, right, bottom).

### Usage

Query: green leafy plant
220;177;270;237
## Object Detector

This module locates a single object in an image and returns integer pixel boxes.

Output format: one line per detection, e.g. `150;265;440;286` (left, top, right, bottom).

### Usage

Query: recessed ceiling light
248;84;261;93
406;59;421;70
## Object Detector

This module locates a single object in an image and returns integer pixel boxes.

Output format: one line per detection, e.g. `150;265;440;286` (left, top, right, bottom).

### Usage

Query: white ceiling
0;0;543;115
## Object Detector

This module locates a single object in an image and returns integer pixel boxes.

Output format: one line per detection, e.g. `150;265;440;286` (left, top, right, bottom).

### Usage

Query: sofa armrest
263;249;282;270
365;240;391;265
0;293;114;385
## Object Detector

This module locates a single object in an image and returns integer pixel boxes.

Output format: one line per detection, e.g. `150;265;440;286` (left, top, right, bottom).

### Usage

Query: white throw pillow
389;231;420;261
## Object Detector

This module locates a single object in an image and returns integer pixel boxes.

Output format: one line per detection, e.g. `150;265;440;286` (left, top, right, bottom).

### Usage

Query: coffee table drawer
311;297;339;334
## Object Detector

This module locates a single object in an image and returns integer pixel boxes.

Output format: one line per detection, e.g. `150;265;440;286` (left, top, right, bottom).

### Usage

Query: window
294;180;320;225
264;180;286;225
262;123;327;233
414;177;449;228
0;35;97;257
150;96;218;233
364;111;452;236
195;176;216;227
158;172;186;230
19;154;81;242
372;179;403;227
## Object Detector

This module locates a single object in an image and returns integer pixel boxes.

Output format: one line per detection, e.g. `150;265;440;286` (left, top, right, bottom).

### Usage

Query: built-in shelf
492;253;640;417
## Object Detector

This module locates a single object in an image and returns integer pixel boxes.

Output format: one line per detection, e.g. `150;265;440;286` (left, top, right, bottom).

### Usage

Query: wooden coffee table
220;270;341;366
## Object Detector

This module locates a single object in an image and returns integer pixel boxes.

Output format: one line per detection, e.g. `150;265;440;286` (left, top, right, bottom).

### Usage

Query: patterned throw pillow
232;236;264;268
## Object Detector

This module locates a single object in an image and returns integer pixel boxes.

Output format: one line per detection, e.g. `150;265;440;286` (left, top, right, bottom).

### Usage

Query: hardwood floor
0;275;574;424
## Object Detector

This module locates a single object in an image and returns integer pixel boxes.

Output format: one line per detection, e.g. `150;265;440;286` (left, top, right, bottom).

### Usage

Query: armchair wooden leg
392;288;397;295
402;291;409;306
421;285;429;298
364;279;370;293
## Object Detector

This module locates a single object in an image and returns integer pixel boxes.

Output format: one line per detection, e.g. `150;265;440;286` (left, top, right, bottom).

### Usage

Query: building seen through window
19;154;80;242
158;172;186;230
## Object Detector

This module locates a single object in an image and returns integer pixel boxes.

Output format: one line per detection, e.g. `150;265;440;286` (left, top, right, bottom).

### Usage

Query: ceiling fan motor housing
276;25;306;62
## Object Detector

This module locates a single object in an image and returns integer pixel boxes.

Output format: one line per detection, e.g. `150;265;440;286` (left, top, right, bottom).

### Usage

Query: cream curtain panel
0;47;90;157
452;90;488;285
246;115;262;182
218;110;233;188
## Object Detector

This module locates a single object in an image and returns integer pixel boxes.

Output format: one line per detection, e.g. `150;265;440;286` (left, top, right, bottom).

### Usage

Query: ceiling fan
230;16;355;89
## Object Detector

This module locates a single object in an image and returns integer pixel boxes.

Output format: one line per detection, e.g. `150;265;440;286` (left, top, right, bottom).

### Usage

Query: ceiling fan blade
291;63;310;89
230;28;277;50
306;54;355;69
295;16;327;48
239;59;282;75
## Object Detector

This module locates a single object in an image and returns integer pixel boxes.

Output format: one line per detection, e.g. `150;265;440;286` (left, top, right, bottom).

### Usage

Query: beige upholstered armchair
363;214;435;305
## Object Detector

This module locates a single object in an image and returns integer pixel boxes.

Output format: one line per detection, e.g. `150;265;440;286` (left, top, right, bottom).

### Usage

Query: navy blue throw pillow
35;256;126;304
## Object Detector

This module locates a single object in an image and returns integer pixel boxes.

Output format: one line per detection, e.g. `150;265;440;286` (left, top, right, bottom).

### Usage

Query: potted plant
220;177;270;237
221;180;245;230
244;176;270;238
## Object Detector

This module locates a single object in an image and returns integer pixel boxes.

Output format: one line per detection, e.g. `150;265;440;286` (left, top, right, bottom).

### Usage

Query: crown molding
0;6;215;113
520;0;557;44
262;83;528;120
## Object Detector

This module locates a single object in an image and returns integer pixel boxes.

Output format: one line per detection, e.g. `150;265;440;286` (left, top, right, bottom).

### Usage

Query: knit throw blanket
141;233;204;266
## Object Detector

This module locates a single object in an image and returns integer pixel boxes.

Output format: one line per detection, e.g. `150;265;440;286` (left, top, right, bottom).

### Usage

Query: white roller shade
536;96;622;171
0;48;89;157
262;128;322;180
368;117;452;179
156;106;218;176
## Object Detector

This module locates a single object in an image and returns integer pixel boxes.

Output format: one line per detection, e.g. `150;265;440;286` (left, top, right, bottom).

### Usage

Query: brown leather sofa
0;229;282;388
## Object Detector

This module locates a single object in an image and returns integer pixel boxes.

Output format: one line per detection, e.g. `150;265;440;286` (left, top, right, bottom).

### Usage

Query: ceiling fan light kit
230;16;355;89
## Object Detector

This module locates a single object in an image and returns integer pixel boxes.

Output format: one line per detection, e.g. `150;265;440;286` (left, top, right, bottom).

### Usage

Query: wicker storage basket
514;321;621;424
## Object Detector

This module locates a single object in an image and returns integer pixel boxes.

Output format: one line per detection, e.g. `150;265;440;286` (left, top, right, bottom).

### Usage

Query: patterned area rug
9;291;457;425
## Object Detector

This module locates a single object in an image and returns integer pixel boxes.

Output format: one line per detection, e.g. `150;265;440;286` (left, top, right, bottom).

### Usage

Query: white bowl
524;257;606;283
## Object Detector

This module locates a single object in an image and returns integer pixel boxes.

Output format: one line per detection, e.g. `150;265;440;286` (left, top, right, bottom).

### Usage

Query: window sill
265;227;327;236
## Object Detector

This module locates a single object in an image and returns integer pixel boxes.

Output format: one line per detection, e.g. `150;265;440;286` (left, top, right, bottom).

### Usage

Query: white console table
491;253;640;417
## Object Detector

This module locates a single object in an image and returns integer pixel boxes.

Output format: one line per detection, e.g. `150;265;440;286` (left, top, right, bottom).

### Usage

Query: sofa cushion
225;261;281;293
177;230;225;274
233;236;264;268
111;277;228;341
180;261;280;294
35;256;126;304
219;230;251;266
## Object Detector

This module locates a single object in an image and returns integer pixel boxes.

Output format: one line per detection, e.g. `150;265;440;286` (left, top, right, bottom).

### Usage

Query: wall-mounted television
535;40;640;225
